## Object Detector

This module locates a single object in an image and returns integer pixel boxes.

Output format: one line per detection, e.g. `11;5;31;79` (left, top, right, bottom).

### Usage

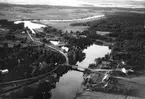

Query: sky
0;0;145;8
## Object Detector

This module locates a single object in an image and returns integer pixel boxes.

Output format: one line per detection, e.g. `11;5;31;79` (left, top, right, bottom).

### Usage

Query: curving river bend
51;44;111;99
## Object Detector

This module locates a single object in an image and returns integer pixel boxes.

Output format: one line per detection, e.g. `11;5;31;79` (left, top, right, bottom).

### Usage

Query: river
51;44;111;99
13;20;111;99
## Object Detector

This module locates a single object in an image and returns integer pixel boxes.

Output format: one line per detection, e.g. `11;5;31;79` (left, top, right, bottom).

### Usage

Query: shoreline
40;15;105;23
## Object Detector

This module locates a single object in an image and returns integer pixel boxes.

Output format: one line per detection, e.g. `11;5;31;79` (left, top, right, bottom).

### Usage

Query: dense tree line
0;20;24;30
0;43;66;82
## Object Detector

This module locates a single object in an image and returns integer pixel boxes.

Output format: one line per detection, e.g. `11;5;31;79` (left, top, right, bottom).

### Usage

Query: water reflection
51;44;110;99
77;44;111;68
50;41;60;45
51;71;83;99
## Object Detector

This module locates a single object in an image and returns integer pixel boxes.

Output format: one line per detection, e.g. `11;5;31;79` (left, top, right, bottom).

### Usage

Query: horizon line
0;2;145;9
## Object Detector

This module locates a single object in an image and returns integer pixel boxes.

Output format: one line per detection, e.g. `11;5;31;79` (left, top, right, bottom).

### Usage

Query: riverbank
76;91;144;99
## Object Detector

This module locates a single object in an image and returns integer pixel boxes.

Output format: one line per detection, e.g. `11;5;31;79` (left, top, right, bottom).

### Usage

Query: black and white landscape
0;0;145;99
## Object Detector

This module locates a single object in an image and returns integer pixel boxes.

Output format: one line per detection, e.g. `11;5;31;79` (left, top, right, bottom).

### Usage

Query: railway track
0;64;63;96
0;31;69;96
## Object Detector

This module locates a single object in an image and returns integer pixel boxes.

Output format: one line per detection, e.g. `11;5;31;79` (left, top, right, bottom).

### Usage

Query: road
33;38;69;65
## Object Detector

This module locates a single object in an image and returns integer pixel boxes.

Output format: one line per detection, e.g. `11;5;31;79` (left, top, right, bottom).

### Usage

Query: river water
51;44;111;99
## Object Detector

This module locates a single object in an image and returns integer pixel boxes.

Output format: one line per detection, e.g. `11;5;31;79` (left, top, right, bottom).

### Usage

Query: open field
0;4;103;20
0;3;145;21
0;3;144;32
